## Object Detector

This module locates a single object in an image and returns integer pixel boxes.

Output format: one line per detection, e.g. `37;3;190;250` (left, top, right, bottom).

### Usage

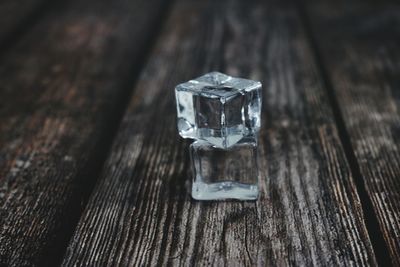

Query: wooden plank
305;1;400;265
62;0;378;265
0;0;167;265
0;0;48;47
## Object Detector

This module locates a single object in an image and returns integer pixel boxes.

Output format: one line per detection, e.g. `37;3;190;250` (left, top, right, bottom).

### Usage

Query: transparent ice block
175;72;261;148
190;138;259;200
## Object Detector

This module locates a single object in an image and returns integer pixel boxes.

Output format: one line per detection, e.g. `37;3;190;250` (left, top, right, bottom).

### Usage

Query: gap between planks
297;1;393;266
0;0;171;265
301;0;400;265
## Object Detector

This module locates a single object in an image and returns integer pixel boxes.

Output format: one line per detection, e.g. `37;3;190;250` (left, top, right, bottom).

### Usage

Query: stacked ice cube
175;72;262;200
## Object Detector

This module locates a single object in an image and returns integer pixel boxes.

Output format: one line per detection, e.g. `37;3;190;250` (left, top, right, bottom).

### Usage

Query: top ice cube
175;72;262;148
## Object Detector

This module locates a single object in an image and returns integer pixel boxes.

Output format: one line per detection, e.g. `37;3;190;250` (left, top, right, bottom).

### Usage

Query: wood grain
306;1;400;265
62;0;378;266
0;0;166;265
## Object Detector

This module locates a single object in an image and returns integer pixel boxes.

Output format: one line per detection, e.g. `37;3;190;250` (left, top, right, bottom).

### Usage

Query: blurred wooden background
0;0;399;266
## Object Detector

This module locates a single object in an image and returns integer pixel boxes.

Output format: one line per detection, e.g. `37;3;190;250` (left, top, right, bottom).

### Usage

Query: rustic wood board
0;0;167;265
62;0;378;265
306;1;400;265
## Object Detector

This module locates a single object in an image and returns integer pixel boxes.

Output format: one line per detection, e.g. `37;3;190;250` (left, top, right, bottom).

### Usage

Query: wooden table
0;0;399;266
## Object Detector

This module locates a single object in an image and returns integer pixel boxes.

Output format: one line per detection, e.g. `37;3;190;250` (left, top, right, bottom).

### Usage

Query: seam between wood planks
48;1;174;266
0;0;54;59
39;1;174;266
296;1;393;266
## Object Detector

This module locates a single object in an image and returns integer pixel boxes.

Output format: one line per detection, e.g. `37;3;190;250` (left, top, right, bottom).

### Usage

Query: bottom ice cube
190;139;259;200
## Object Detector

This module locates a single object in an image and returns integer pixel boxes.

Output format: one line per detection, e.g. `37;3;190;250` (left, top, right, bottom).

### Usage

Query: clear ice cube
175;72;261;148
190;138;259;200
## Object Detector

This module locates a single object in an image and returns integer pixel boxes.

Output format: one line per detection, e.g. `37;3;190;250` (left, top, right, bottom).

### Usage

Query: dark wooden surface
0;0;398;266
0;0;167;265
0;0;48;47
306;1;400;265
61;0;378;265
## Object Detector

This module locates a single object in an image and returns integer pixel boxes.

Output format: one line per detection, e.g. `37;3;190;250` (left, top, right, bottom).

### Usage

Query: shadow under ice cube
190;139;259;200
175;72;261;148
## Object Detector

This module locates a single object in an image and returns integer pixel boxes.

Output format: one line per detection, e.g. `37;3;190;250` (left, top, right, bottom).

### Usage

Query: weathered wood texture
0;0;47;46
306;1;400;265
0;0;166;265
63;0;378;266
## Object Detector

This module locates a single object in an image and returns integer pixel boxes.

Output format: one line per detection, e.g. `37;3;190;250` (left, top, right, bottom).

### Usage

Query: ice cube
175;72;261;148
